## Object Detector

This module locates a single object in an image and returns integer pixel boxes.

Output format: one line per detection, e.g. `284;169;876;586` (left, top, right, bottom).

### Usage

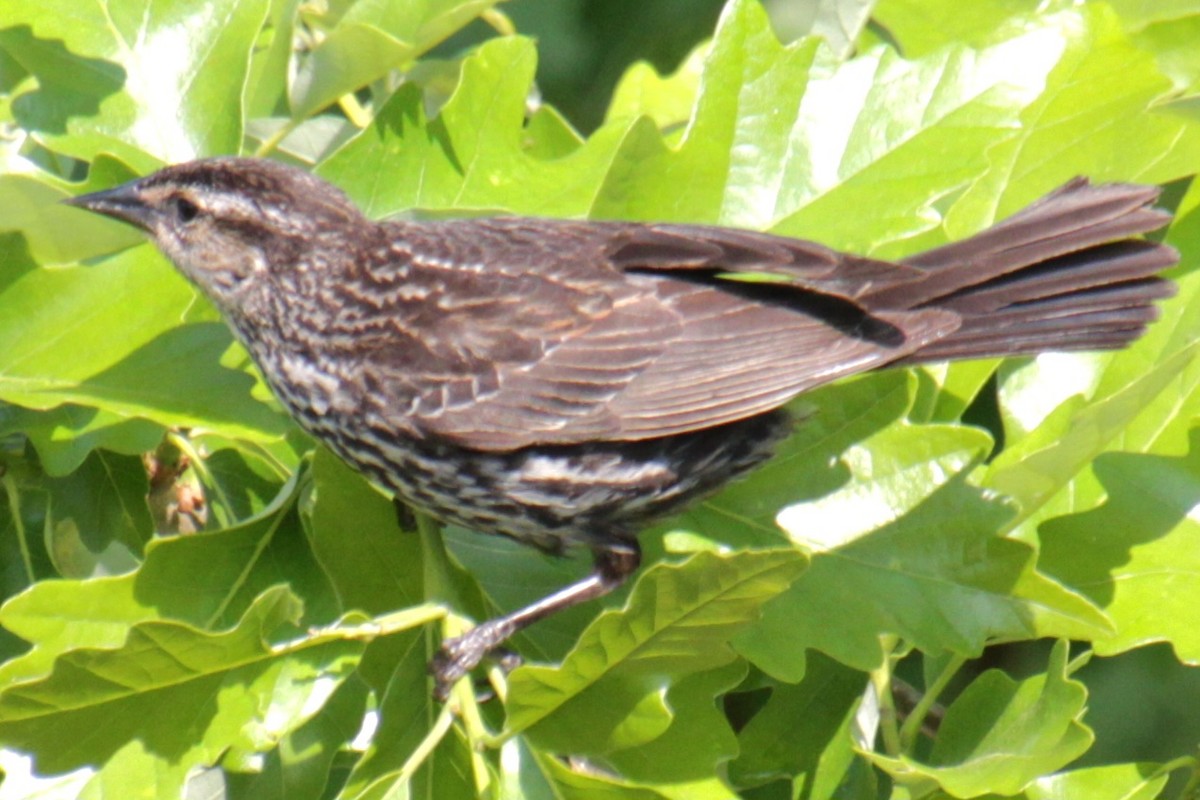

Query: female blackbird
67;159;1177;697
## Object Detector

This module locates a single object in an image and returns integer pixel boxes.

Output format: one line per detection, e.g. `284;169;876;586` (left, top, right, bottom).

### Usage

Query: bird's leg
431;541;641;700
392;497;417;532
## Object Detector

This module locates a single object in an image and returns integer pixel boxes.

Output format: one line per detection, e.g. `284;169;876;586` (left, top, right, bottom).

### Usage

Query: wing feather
365;218;955;450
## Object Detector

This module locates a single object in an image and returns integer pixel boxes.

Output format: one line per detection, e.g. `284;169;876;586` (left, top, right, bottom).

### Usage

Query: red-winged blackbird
66;158;1177;698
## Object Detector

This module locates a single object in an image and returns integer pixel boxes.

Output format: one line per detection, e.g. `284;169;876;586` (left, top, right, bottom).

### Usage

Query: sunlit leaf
0;587;362;781
0;0;269;164
0;248;288;441
289;0;502;120
1040;439;1200;661
505;549;804;761
866;641;1092;797
737;422;1109;679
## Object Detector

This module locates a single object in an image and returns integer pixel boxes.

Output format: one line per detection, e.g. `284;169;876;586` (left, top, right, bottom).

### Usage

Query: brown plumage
66;159;1177;697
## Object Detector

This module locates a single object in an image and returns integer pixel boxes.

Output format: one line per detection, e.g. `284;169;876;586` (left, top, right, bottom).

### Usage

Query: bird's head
65;157;366;310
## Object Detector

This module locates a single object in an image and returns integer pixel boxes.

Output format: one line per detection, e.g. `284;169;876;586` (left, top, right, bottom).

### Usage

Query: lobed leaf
290;0;502;120
866;641;1092;797
0;586;362;782
737;419;1109;679
728;652;867;791
1040;438;1200;662
0;0;269;164
0;467;334;688
504;549;805;765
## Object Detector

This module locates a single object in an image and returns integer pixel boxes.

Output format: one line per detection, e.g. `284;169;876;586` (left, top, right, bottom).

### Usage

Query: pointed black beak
63;182;156;232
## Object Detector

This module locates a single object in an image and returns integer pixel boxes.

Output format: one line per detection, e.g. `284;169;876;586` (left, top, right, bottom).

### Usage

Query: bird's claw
431;621;521;702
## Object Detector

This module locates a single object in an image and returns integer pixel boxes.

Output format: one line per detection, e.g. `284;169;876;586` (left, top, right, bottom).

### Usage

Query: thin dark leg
431;541;641;700
392;498;417;532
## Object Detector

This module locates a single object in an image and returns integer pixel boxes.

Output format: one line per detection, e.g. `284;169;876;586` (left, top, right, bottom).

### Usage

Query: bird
65;157;1178;699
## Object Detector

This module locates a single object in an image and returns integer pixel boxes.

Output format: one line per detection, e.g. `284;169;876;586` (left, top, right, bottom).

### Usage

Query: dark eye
169;195;200;223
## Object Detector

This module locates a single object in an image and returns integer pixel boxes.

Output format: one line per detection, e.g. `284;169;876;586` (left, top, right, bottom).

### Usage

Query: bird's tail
866;180;1178;364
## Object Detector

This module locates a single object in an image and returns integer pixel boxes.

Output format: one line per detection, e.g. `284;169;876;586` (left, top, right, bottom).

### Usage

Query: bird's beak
63;182;155;232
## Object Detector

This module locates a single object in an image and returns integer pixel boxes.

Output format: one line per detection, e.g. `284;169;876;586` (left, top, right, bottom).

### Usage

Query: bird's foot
431;619;521;702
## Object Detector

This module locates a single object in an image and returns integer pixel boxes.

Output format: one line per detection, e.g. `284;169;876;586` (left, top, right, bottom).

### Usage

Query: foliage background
1;0;1200;797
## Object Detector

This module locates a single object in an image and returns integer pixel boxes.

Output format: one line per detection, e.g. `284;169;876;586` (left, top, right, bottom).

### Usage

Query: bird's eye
169;195;201;224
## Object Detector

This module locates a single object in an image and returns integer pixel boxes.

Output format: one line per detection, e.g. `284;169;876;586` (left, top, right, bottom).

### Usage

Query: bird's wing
370;218;959;450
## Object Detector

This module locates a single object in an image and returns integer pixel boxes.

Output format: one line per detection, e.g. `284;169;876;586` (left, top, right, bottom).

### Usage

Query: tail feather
931;241;1172;314
869;179;1177;362
901;303;1158;362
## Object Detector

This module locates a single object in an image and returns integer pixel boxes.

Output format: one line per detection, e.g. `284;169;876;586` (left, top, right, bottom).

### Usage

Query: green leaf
304;448;461;799
246;0;302;119
521;738;737;799
504;549;805;758
225;677;369;800
941;5;1200;231
1131;15;1200;102
306;448;422;617
289;0;502;120
0;160;141;265
665;371;915;551
1040;439;1200;660
0;467;335;688
728;652;867;791
304;446;434;680
199;438;294;522
0;586;362;780
0;471;50;617
44;516;139;581
291;25;413;122
0;404;163;478
984;343;1200;525
318;36;633;218
0;0;270;164
443;525;599;662
776;423;992;549
44;449;152;557
738;423;1110;679
1025;763;1170;800
867;641;1092;797
913;360;1000;424
339;666;486;800
602;660;746;782
73;740;198;800
971;159;1200;541
606;44;706;131
592;0;1061;254
0;246;288;441
871;0;1035;57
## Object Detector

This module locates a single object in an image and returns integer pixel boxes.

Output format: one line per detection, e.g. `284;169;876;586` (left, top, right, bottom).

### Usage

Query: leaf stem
272;604;447;652
395;702;457;783
899;653;965;752
487;661;509;705
1167;751;1200;798
482;9;516;35
337;93;372;128
253;117;301;158
414;512;497;784
452;673;496;794
871;635;904;756
2;473;34;583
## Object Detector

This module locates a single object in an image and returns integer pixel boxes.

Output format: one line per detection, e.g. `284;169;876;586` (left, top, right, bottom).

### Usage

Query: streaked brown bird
66;158;1177;698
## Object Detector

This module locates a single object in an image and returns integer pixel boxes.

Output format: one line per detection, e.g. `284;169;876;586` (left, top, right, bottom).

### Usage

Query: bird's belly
298;403;792;554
